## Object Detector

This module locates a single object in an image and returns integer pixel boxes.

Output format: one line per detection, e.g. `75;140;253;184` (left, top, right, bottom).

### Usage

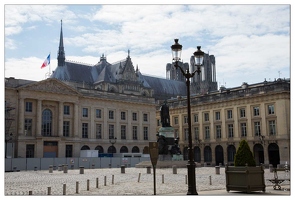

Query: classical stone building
156;79;290;167
5;77;157;158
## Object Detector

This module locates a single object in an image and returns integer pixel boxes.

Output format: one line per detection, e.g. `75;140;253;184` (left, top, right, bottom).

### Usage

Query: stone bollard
87;179;90;191
215;166;220;174
121;165;125;174
34;167;38;171
58;165;62;171
79;166;84;174
92;164;95;169
172;165;177;174
146;166;151;174
109;163;112;168
76;181;79;194
47;187;51;195
63;164;68;173
63;184;66;195
49;165;53;173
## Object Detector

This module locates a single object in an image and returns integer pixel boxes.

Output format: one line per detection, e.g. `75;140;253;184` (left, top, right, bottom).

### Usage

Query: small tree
234;140;256;166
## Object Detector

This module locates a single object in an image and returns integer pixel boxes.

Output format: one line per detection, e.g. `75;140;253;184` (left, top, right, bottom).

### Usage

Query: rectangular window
109;110;114;119
194;127;199;140
132;126;138;140
253;106;260;116
121;112;126;120
241;123;247;137
240;108;246;118
63;121;70;137
204;113;209;122
227;110;233;119
184;128;189;140
64;105;70;115
254;121;261;136
143;127;148;140
205;126;210;139
109;124;114;139
96;124;102;139
228;124;234;138
82;123;88;138
215;112;220;120
121;125;126;139
184;116;188;124
82;108;88;117
25;102;33;112
65;145;73;157
268;105;275;115
26;144;34;158
24;118;32;136
269;120;276;135
216;125;221;138
143;113;148;122
174;117;179;125
132;112;137;121
96;109;102;118
194;114;198;123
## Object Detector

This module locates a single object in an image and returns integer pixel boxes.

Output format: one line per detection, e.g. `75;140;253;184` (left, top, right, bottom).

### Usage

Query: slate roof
51;56;186;100
141;75;186;98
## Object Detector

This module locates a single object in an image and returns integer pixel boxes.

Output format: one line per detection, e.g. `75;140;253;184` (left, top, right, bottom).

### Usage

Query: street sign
149;142;158;166
149;142;158;195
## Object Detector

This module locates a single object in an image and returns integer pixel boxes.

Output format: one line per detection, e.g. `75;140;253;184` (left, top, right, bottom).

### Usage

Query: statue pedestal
172;154;183;161
158;126;175;146
159;154;172;161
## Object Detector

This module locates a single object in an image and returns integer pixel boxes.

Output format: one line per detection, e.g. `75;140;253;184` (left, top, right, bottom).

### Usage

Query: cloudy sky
3;1;291;88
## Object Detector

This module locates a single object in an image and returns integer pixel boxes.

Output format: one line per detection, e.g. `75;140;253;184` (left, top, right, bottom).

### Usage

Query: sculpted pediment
20;78;80;96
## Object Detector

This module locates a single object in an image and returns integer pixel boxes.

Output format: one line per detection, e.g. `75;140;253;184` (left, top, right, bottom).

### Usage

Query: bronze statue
160;100;171;127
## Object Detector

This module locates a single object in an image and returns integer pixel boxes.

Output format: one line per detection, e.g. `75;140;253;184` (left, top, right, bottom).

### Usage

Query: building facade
156;79;290;167
5;77;157;158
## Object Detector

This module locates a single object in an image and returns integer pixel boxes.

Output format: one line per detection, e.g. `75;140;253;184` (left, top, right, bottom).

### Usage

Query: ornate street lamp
109;137;117;154
171;39;204;195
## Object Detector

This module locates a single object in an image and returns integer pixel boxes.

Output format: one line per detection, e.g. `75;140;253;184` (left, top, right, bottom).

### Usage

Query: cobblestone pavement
4;167;290;196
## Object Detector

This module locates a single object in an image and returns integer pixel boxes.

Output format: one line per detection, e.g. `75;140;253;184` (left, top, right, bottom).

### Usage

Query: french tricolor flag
41;54;50;69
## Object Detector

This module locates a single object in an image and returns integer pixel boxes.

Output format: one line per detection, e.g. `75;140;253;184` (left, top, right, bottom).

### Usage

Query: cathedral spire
57;19;65;66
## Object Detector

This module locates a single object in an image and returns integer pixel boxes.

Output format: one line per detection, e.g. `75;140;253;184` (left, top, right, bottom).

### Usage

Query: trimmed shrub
234;140;256;166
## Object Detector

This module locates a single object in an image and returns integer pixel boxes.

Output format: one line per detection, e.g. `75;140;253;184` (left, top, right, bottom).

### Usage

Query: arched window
131;146;140;153
120;146;128;153
81;145;90;150
95;145;104;154
42;109;52;136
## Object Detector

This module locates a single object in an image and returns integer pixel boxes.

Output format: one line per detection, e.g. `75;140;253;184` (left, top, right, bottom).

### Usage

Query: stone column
59;102;63;137
18;98;24;135
74;103;79;137
36;100;42;136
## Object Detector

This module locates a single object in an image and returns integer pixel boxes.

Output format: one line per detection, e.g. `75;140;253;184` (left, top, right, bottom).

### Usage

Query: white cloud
3;4;290;88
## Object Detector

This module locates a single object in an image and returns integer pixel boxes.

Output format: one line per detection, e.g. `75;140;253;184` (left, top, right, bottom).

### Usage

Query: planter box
225;165;266;193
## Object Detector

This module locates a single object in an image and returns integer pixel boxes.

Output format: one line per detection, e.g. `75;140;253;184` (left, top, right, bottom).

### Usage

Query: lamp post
171;39;204;195
109;137;117;154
